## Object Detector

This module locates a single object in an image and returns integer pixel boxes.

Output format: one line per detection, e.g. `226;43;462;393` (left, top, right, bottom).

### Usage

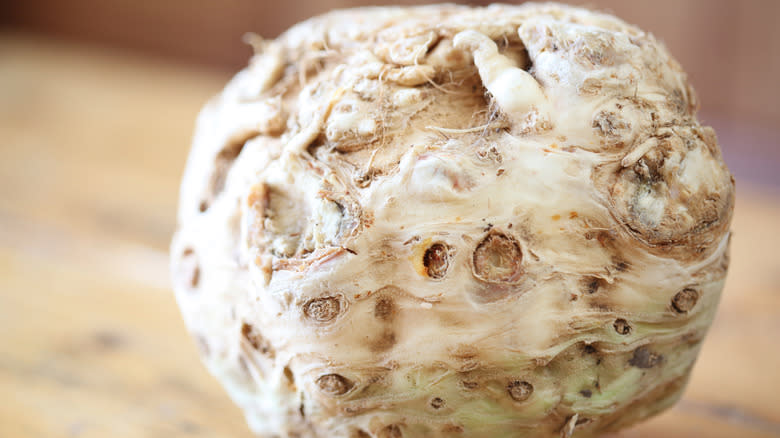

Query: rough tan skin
170;4;734;437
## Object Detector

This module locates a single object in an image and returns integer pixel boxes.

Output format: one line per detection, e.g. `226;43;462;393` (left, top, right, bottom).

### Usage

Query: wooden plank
1;34;779;438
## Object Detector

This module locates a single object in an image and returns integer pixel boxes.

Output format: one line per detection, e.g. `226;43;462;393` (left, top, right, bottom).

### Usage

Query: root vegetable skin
170;4;734;438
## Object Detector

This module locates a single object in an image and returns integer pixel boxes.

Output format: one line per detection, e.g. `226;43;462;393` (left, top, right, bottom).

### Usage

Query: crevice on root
496;33;532;71
378;424;403;438
305;133;327;158
453;29;547;121
240;322;275;357
199;136;252;212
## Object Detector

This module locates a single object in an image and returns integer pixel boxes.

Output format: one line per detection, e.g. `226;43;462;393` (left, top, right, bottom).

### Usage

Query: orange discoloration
409;237;434;277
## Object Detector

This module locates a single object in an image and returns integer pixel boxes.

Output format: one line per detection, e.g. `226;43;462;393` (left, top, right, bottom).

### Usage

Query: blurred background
3;0;780;186
1;1;779;437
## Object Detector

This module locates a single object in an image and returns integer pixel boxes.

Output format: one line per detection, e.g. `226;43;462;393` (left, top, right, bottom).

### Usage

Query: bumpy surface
170;4;734;438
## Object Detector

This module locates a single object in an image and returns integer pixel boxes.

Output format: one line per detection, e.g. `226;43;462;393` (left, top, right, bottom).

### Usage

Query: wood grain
1;34;779;438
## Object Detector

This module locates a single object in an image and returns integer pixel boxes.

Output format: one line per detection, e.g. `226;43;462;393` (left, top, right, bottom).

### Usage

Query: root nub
316;373;353;396
507;380;533;402
472;232;523;283
672;288;699;313
613;318;631;335
423;243;452;279
303;296;342;322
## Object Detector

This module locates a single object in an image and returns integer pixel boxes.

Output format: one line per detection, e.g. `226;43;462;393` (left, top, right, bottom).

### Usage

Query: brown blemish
378;424;403;438
628;346;664;369
472;231;523;283
507;380;533;402
188;262;200;288
461;380;479;390
569;211;579;219
374;296;396;322
353;430;372;438
370;330;397;353
442;424;464;434
430;397;445;409
613;318;631;335
476;144;503;164
681;331;704;346
580;389;593;398
284;365;295;386
551;214;561;221
316;373;354;396
584;276;607;294
177;248;200;291
584;229;616;248
672;288;699;313
303;296;342;322
341;404;371;416
241;323;258;348
423;242;452;279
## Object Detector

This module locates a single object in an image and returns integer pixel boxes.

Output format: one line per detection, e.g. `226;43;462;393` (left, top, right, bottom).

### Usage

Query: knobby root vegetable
171;4;734;437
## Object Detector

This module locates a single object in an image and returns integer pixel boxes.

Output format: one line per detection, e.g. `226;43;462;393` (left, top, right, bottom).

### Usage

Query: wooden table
1;34;778;438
